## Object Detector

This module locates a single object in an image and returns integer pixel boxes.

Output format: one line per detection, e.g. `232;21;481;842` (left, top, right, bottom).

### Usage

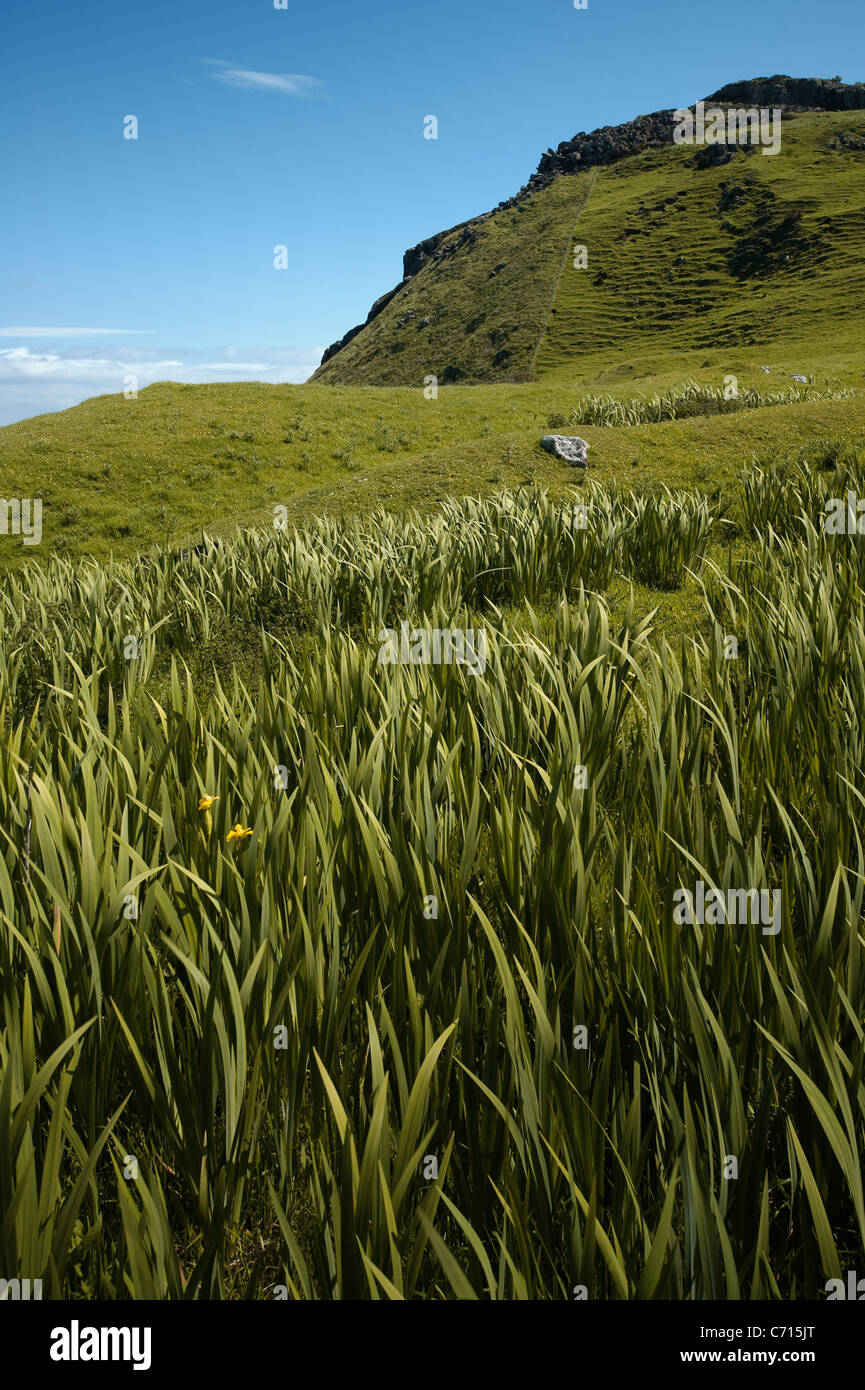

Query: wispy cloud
201;60;324;97
0;327;154;337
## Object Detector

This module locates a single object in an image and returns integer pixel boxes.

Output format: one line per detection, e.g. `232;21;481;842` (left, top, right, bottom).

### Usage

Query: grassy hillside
313;109;865;387
311;173;594;386
2;73;864;1308
3;104;862;568
536;110;865;374
1;366;863;567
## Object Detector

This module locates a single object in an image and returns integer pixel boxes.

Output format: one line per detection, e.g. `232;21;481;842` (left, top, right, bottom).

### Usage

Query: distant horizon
1;0;861;424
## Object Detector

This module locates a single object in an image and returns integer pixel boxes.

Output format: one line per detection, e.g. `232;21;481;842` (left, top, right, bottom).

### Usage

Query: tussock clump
572;380;856;428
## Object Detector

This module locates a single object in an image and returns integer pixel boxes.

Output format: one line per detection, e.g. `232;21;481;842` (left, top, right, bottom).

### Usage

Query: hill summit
311;76;865;386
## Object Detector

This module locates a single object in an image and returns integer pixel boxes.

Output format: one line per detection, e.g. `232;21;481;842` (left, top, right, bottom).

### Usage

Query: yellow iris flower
226;823;253;844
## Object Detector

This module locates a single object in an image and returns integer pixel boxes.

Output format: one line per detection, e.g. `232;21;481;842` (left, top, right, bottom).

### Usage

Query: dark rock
531;109;678;188
402;221;478;277
367;281;408;323
718;182;747;211
319;321;366;366
833;130;865;150
319;276;413;364
704;75;865;112
692;142;736;167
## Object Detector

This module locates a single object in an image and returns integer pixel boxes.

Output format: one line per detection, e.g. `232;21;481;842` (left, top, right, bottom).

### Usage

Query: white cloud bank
0;327;155;337
0;345;323;426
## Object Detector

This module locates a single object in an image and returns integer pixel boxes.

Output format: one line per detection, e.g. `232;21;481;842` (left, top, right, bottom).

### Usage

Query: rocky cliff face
316;76;865;369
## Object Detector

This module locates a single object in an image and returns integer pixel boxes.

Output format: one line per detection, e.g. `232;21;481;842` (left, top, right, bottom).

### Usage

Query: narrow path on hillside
529;167;599;378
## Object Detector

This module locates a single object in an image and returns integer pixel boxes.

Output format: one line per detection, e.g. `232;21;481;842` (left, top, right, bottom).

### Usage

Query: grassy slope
2;99;864;1302
1;376;864;568
311;173;592;385
535;110;865;376
313;110;865;388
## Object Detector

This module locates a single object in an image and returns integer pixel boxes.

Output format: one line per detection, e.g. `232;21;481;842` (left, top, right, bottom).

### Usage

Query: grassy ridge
311;174;592;386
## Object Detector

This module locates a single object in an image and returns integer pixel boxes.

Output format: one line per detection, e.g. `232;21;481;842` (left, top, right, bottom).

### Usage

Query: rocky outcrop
403;222;471;276
319;323;365;366
319;222;492;364
402;221;488;278
832;129;865;150
528;110;677;187
705;76;865;111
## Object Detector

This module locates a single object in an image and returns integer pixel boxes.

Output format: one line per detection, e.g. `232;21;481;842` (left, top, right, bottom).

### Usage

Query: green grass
2;83;865;1306
536;111;865;377
1;373;864;567
1;466;864;1298
311;173;594;386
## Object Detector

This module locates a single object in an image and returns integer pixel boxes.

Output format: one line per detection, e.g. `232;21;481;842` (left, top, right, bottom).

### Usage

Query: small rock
791;373;808;383
541;435;589;467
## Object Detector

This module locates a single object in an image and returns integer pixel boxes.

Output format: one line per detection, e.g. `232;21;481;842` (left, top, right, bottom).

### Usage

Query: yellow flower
198;795;219;811
226;823;253;844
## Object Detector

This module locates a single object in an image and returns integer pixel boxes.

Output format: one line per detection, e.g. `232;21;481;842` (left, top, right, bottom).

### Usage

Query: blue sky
0;0;860;424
